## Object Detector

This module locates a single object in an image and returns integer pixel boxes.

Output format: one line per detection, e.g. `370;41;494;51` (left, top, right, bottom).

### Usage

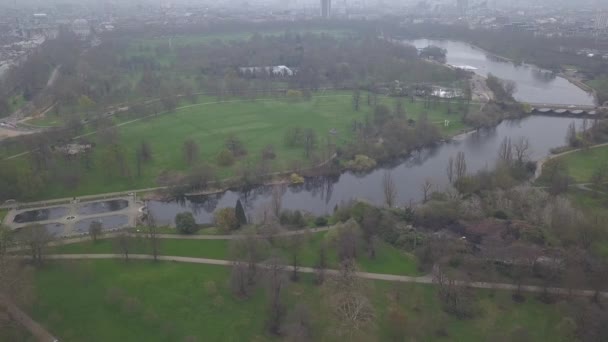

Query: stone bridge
525;103;603;117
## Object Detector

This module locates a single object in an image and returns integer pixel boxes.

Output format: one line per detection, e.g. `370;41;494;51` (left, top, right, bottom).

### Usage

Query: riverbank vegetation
0;91;475;201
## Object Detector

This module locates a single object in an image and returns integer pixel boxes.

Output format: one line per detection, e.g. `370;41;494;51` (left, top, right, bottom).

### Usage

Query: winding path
44;253;608;298
0;294;57;342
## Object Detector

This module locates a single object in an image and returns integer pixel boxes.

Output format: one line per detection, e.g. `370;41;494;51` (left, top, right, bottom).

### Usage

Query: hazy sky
1;0;607;9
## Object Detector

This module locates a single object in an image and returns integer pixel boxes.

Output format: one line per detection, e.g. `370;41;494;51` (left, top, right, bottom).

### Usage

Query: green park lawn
50;230;420;276
126;28;354;58
549;145;608;183
0;209;7;223
24;114;64;127
30;259;573;342
16;92;472;200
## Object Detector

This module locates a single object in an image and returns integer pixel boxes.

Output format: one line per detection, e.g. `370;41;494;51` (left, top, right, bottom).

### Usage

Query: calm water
148;116;586;226
78;199;129;215
13;207;69;224
74;215;130;233
409;39;596;106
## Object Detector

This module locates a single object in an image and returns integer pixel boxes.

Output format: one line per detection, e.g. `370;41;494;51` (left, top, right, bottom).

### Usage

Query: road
44;254;608;298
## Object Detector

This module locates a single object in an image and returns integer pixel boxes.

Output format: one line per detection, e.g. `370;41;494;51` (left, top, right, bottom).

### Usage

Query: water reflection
78;199;129;215
148;116;586;225
13;207;69;224
74;215;129;233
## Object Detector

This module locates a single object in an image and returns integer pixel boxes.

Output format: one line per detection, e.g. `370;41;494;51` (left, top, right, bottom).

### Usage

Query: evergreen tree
235;199;247;226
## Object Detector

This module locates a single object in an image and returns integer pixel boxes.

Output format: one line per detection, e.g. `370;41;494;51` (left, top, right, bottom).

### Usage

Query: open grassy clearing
126;28;354;57
49;230;420;276
31;260;573;342
547;145;608;183
0;209;7;223
0;322;34;342
15;92;473;200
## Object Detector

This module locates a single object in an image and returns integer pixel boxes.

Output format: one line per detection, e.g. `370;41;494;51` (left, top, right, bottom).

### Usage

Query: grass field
131;28;354;50
20;92;472;200
50;230;420;276
0;209;7;223
544;146;608;183
30;260;574;342
24;114;64;127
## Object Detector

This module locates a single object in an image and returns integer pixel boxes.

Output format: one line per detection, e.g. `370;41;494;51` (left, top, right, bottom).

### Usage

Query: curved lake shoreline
407;39;596;106
148;115;586;225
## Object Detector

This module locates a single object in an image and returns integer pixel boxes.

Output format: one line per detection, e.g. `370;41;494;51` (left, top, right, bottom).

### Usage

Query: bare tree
361;208;381;259
337;220;360;262
230;261;250;298
138;141;153;163
433;266;476;319
230;231;270;286
17;225;53;266
303;129;317;159
115;232;133;261
566;122;578;147
352;89;361;111
281;303;313;342
446;157;454;184
498;137;513;165
182;139;199;166
271;185;286;219
288;234;303;282
147;214;161;261
382;171;398;208
327;260;375;336
513;137;531;165
263;254;287;335
421;179;433;203
455;152;467;180
89;221;103;243
314;243;328;285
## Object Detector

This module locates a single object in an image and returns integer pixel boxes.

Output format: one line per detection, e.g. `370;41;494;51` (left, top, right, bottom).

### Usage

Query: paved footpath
46;254;608;299
0;294;57;342
8;227;334;253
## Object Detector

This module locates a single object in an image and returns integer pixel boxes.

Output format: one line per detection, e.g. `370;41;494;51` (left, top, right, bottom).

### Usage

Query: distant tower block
321;0;332;18
457;0;469;16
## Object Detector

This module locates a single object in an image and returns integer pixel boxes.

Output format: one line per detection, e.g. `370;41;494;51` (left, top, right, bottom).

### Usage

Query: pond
13;207;69;224
77;199;129;215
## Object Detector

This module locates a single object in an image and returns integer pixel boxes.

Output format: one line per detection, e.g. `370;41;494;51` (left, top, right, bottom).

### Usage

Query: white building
72;19;91;39
596;12;608;30
239;65;295;77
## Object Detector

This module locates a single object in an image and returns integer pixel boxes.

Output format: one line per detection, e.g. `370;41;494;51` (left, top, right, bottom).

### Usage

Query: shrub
290;173;305;184
261;145;276;160
493;210;509;220
217;149;235;167
279;210;306;228
214;208;240;232
175;212;199;234
286;89;303;101
344;155;377;172
315;216;328;227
